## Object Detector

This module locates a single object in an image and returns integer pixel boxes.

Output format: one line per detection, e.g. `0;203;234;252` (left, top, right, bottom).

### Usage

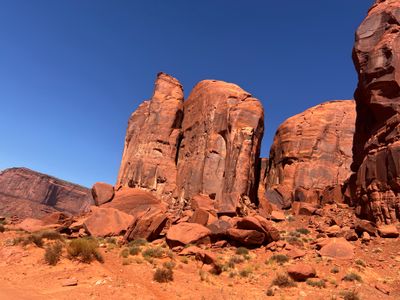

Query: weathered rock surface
265;101;355;206
0;168;92;219
287;263;316;281
175;80;264;214
166;222;211;247
92;182;114;206
318;238;354;259
352;0;400;224
116;72;184;200
83;207;134;237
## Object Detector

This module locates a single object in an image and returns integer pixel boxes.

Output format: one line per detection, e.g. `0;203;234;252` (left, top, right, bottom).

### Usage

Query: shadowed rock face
0;168;92;218
352;0;400;224
117;75;264;214
266;100;355;206
116;72;184;199
175;80;264;214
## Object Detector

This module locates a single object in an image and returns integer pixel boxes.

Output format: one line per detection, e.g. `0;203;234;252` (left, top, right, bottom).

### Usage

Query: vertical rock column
116;73;184;200
352;0;400;224
175;80;264;214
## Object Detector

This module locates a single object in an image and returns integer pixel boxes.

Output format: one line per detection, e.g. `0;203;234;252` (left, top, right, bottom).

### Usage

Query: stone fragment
319;238;354;259
189;209;210;226
270;210;286;222
287;263;316;281
226;228;265;246
166;222;211;247
92;182;114;206
378;225;399;238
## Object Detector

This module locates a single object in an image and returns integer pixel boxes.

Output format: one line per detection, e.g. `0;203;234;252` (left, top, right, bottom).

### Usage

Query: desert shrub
239;266;253;277
286;236;304;247
120;248;129;258
296;228;310;235
105;237;117;244
271;273;296;288
343;272;362;282
153;267;173;283
163;261;176;270
129;246;141;256
67;238;103;263
288;231;301;237
40;230;62;241
44;241;63;266
355;259;366;267
340;290;361;300
331;266;340;274
227;255;245;268
129;238;147;247
269;254;289;265
236;247;249;256
266;288;274;296
142;247;163;259
306;278;326;288
26;234;44;247
0;224;4;233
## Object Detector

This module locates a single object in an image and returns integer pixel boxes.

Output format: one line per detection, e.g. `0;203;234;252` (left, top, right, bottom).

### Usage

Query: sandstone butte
263;100;356;209
117;72;264;215
352;0;400;224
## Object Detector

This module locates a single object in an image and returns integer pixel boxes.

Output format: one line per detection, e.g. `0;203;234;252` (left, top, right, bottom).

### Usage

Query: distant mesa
0;167;92;219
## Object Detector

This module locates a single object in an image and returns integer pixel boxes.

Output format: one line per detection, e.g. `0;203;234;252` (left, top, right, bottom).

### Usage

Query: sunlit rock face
0;167;92;218
116;74;264;214
352;0;400;224
265;100;355;207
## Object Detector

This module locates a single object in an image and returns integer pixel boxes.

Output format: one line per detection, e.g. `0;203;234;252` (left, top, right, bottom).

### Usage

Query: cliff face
117;74;264;214
265;100;355;206
0;167;92;218
352;0;400;224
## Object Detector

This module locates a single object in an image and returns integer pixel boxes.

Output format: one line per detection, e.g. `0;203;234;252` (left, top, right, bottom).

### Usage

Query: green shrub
120;248;129;258
227;255;245;268
44;241;63;266
306;279;326;288
129;238;147;247
27;234;44;247
269;254;289;265
129;246;141;256
105;237;117;244
40;230;62;241
153;267;173;283
286;236;304;247
163;261;176;270
67;238;103;263
142;247;163;259
331;266;340;274
355;259;366;267
296;228;310;235
236;247;249;256
343;272;362;282
239;266;253;277
271;273;296;288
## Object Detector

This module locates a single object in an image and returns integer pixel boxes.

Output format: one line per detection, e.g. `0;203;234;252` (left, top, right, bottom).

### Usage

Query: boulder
0;167;92;219
92;182;114;206
318;238;354;259
83;207;133;237
207;220;232;239
123;210;168;242
292;202;317;216
166;222;211;247
270;210;286;222
236;216;280;244
351;0;400;224
189;209;210;226
287;263;316;281
378;225;399;238
265;100;355;205
226;228;265;246
355;219;377;236
116;73;184;201
191;194;216;212
175;80;264;214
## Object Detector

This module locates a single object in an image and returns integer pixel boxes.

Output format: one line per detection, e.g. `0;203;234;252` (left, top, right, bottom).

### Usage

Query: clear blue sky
0;0;374;187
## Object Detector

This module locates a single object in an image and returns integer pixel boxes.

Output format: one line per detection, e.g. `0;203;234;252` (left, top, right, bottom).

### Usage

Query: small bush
343;272;362;282
236;247;249;256
129;238;147;247
266;288;274;296
269;254;289;265
239;266;253;277
355;259;366;267
180;257;189;264
105;237;117;244
142;247;163;259
296;228;310;235
153;267;173;283
271;273;296;288
27;234;44;247
67;238;103;263
44;241;63;266
288;231;301;237
163;261;176;270
306;279;326;288
340;290;360;300
40;231;62;241
0;224;5;233
129;246;141;256
120;248;129;258
286;236;304;247
331;266;340;274
227;255;245;268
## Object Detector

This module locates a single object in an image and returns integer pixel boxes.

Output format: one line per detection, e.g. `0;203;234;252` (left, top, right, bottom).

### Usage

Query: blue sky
0;0;374;187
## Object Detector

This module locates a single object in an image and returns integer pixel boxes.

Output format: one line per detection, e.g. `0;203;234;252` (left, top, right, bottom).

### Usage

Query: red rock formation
116;72;184;199
0;168;92;218
175;80;264;214
265;100;355;206
92;182;114;206
352;0;400;224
